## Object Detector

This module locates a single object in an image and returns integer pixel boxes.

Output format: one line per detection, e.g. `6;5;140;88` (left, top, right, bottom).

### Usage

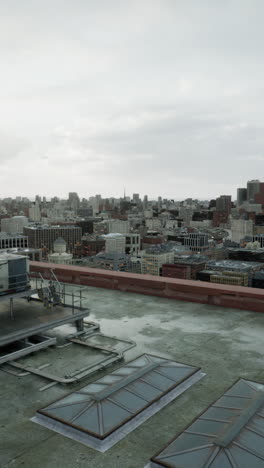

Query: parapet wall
30;261;264;313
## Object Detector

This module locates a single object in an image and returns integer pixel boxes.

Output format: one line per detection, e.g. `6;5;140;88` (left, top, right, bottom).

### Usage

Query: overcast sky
0;1;264;200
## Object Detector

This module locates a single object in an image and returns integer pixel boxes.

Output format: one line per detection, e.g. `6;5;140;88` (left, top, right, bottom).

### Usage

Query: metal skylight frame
32;353;204;452
147;378;264;468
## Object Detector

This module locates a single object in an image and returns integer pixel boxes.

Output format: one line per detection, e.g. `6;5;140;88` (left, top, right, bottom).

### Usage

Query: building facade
81;235;106;257
24;225;82;254
0;233;28;250
104;234;126;254
247;180;260;202
1;216;28;234
142;250;174;276
183;233;209;252
108;219;130;234
125;233;141;254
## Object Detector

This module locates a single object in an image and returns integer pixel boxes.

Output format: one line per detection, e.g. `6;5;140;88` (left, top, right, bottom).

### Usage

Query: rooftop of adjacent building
207;259;264;270
1;274;264;467
0;232;28;238
24;225;81;230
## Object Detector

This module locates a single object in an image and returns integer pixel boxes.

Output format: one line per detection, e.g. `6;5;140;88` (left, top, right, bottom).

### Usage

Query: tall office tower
215;195;232;214
132;193;140;204
254;182;264;207
68;192;80;211
237;188;247;206
247;180;260;202
143;195;148;210
29;202;41;222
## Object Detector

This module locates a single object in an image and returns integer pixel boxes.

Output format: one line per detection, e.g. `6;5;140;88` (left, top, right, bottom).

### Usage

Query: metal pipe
10;298;14;320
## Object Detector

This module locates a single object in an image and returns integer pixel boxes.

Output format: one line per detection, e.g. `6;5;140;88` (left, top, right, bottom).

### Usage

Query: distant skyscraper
29;202;41;222
215;195;232;214
247;180;260;202
68;192;80;211
237;188;247;206
132;193;140;204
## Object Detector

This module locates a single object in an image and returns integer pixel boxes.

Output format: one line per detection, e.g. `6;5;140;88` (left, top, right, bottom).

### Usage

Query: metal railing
31;270;87;312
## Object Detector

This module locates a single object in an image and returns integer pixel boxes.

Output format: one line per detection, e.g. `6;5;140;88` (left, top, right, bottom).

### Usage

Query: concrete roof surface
1;283;264;468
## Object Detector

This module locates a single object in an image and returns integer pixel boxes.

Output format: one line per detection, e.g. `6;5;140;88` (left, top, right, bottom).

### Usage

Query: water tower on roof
54;237;67;254
48;238;73;265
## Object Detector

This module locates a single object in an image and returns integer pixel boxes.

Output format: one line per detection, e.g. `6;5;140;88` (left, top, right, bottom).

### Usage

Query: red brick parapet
30;261;264;313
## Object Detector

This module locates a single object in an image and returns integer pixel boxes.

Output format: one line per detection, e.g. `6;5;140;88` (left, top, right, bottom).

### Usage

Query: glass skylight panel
33;353;203;451
149;379;264;468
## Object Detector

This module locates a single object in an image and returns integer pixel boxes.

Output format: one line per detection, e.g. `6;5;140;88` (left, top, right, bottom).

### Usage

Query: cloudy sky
0;1;264;200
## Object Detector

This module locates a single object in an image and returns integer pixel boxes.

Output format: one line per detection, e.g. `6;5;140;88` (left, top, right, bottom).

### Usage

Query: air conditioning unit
0;253;30;295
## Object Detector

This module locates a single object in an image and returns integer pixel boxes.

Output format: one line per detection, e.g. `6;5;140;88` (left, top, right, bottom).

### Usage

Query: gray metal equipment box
0;253;30;295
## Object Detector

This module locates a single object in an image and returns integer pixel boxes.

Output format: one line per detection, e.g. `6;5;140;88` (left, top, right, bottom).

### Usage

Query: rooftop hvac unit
0;253;30;295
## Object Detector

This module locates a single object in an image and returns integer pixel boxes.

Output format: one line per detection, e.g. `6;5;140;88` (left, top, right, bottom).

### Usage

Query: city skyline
1;177;262;203
1;2;264;198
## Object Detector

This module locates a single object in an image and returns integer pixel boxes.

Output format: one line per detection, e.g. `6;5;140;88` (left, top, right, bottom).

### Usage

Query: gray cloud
0;131;29;163
0;1;264;198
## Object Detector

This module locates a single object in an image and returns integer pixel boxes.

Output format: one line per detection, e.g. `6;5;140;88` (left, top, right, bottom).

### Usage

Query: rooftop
1;281;264;467
0;233;27;239
206;259;264;271
25;225;81;230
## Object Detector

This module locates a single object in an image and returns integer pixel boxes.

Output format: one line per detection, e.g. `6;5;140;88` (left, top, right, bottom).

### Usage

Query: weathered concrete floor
0;284;263;468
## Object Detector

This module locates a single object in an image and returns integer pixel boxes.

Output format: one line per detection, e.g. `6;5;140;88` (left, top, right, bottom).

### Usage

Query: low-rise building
24;225;81;255
0;233;28;250
104;233;126;254
142;248;174;276
77;252;130;271
183;232;209;252
1;216;28;234
125;233;141;254
108;219;130;234
81;234;106;257
206;259;264;286
162;256;207;280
